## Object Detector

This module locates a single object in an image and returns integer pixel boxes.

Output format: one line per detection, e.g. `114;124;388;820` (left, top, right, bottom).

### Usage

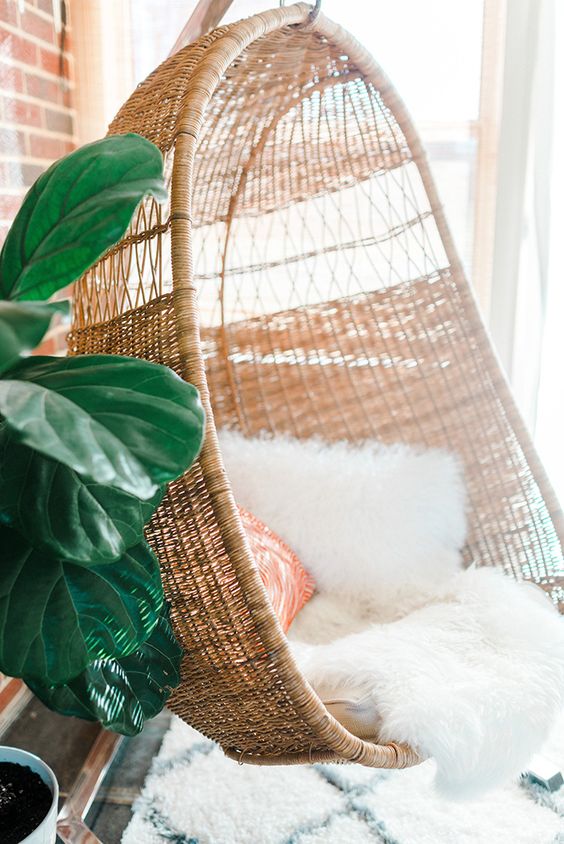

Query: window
128;0;487;282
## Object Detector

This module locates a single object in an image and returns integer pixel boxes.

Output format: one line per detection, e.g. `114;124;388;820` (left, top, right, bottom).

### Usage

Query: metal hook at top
280;0;322;24
309;0;322;22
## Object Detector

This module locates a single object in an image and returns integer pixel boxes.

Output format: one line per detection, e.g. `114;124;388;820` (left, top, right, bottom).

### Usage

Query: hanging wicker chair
68;3;564;769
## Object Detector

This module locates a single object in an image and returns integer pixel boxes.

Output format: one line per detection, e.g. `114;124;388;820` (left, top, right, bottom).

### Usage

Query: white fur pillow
219;431;467;616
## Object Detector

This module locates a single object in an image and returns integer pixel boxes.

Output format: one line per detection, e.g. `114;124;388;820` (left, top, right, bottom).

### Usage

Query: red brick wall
0;0;75;701
0;0;75;354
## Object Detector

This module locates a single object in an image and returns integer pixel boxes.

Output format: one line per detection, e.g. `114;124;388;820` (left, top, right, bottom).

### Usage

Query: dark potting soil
0;761;52;843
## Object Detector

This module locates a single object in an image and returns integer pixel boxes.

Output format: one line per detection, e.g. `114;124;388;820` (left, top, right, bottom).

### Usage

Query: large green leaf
0;527;163;684
0;379;157;498
10;354;205;486
0;437;164;563
0;134;167;301
28;610;182;735
0;300;69;375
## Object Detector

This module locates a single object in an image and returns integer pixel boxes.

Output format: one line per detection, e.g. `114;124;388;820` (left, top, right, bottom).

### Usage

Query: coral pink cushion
238;505;315;632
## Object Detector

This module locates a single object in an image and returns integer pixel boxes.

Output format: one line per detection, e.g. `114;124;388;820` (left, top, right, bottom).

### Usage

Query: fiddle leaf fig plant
0;134;205;734
27;607;182;736
0;132;167;301
0;300;69;374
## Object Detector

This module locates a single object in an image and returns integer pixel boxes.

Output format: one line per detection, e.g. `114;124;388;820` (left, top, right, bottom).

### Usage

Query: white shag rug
122;714;564;844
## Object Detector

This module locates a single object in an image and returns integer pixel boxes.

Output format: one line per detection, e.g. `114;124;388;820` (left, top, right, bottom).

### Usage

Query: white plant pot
0;746;59;844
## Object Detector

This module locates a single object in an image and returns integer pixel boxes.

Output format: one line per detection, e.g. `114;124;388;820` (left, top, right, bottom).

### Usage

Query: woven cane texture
68;3;564;768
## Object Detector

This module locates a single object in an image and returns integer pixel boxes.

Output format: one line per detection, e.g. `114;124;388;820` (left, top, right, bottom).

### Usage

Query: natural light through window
131;0;485;275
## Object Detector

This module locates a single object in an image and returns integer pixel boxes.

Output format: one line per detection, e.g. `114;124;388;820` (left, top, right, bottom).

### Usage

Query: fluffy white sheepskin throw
219;431;564;798
292;570;564;797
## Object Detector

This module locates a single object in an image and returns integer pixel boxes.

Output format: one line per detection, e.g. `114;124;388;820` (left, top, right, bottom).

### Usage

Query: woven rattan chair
69;3;564;769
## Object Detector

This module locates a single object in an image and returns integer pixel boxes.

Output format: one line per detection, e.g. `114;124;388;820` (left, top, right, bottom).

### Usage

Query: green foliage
0;301;69;374
29;607;182;735
10;355;205;490
0;377;158;498
0;437;165;563
0;135;203;733
0;529;163;685
0;134;167;301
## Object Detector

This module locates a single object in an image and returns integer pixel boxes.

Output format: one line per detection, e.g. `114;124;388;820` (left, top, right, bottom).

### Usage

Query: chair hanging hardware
280;0;321;24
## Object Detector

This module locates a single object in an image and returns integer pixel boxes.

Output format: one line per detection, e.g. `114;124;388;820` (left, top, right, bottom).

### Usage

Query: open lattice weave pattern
68;3;564;768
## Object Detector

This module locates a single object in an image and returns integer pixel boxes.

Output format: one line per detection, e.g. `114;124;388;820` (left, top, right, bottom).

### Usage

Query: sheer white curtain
488;0;563;501
529;2;564;503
